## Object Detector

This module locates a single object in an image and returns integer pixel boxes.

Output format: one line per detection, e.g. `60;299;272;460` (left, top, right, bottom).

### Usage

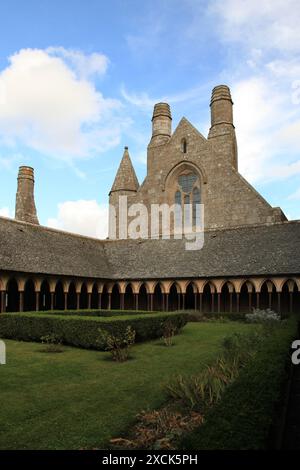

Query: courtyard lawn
0;321;253;450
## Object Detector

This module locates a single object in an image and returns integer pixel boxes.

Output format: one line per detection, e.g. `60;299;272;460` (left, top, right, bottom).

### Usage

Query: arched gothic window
174;171;201;229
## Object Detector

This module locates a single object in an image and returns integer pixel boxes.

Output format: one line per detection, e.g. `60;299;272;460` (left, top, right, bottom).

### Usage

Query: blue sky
0;0;300;237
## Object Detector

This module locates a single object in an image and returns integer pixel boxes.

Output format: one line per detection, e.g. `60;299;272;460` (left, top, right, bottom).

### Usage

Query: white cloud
47;200;108;239
0;48;124;161
46;47;109;79
0;207;11;218
210;0;300;53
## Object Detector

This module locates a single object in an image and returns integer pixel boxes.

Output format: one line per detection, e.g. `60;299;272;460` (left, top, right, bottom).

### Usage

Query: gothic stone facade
109;85;286;238
0;85;299;315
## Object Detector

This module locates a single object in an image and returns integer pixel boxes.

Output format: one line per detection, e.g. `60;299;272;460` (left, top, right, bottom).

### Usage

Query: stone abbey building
0;85;299;314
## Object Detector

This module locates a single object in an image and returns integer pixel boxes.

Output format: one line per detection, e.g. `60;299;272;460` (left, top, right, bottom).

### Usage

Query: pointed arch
124;283;135;310
40;279;51;311
138;283;148;311
111;283;120;309
54;280;65;310
6;278;19;312
24;279;35;311
80;282;88;309
91;282;99;309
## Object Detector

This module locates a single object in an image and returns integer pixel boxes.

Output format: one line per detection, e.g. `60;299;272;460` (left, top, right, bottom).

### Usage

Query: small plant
40;333;63;353
162;319;179;346
246;308;280;332
166;366;228;412
222;330;263;367
99;326;136;362
246;307;280;322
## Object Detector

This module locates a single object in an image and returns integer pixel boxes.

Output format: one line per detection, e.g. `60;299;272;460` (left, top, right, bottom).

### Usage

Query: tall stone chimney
210;84;233;127
150;102;172;146
15;166;39;225
208;85;238;169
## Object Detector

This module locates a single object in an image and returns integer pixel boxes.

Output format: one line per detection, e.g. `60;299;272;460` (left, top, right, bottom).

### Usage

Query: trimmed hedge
6;309;158;317
182;317;298;450
185;312;246;322
0;311;188;350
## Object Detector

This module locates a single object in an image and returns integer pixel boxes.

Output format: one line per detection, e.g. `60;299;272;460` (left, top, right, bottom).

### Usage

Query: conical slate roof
110;147;139;193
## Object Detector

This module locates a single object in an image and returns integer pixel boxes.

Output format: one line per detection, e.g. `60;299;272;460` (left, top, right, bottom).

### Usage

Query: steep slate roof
0;216;111;279
110;147;139;193
0;215;299;279
104;221;300;278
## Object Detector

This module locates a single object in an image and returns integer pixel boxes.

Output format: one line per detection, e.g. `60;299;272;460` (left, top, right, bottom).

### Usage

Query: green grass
0;321;252;450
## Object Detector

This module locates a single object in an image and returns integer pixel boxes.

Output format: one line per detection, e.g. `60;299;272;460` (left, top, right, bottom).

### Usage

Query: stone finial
15;166;39;225
210;85;234;127
110;147;139;193
150;102;172;145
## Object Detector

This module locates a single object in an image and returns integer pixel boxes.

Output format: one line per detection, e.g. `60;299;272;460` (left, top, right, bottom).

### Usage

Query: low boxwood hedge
181;317;298;450
0;311;188;350
3;309;157;317
185;311;247;322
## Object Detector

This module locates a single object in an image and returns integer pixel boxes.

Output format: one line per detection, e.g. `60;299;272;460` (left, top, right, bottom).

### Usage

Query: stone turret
109;147;139;239
208;85;238;169
150;102;172;146
110;147;139;194
15;166;39;225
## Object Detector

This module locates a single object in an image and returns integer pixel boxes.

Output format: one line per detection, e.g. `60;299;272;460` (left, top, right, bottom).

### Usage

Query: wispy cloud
121;83;210;110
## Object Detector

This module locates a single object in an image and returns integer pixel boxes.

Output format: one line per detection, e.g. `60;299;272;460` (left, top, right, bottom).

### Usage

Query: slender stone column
177;293;181;310
217;293;221;313
229;292;233;313
64;292;68;310
50;292;54;310
199;292;202;313
108;293;112;310
256;292;260;309
289;292;293;314
76;293;80;310
35;292;40;311
268;292;272;309
236;293;240;313
19;291;24;312
277;292;281;315
135;293;138;310
1;291;6;313
165;293;169;312
211;293;215;313
98;293;102;310
150;293;153;311
194;293;197;311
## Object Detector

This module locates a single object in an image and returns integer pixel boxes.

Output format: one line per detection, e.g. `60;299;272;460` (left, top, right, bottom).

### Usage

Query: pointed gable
110;147;139;193
172;117;208;143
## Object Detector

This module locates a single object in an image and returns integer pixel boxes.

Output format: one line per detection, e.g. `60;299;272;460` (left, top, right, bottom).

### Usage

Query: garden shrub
0;311;188;350
181;316;298;449
99;326;136;362
40;333;64;353
245;308;280;324
162;318;181;346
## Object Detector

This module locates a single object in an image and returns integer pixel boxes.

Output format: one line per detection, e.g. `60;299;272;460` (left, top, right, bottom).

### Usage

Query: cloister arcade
0;274;299;315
